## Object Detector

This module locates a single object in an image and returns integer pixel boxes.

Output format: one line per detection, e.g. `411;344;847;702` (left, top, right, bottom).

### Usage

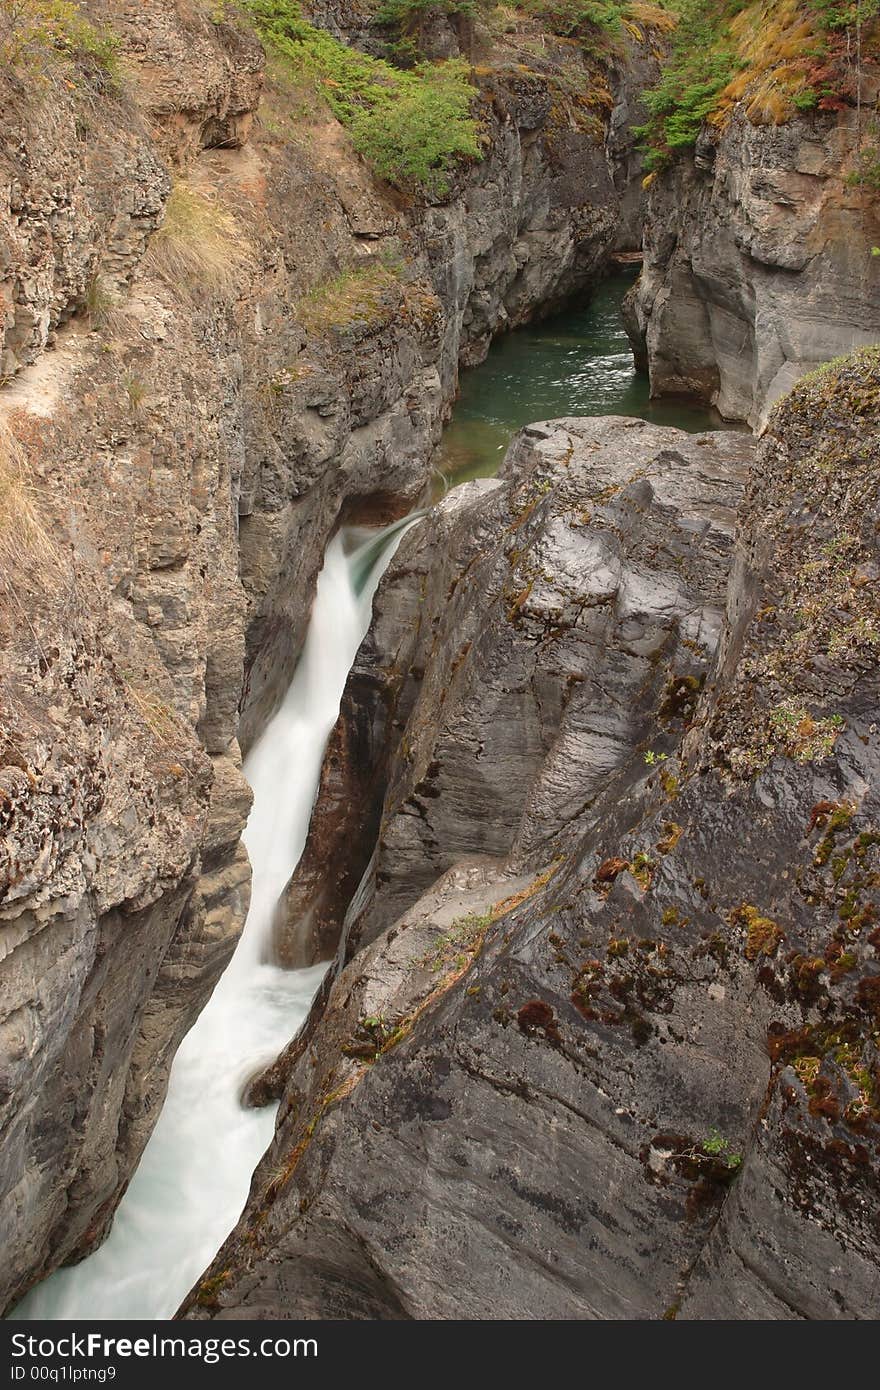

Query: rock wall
277;417;752;967
183;353;880;1321
0;0;656;1311
0;3;265;1311
625;108;880;429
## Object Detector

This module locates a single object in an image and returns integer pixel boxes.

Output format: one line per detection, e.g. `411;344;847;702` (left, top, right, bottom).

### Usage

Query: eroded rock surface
625;110;880;428
277;417;753;966
0;0;658;1310
183;354;879;1322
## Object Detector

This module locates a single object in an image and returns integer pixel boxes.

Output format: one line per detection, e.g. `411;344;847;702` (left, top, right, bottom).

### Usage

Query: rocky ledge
183;354;879;1321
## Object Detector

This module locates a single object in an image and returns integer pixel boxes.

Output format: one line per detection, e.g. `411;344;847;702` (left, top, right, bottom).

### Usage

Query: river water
13;523;415;1320
435;272;720;490
13;273;725;1321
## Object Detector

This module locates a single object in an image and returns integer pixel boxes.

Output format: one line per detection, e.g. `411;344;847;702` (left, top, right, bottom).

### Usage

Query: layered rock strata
0;0;656;1309
184;357;879;1320
277;416;752;966
624;110;880;429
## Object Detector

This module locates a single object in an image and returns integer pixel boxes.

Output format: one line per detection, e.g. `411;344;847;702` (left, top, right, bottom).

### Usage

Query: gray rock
183;356;879;1321
626;110;880;428
276;417;752;965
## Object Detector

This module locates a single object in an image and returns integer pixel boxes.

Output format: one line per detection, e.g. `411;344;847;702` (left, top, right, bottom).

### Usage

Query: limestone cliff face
624;107;880;429
184;356;879;1322
0;0;655;1311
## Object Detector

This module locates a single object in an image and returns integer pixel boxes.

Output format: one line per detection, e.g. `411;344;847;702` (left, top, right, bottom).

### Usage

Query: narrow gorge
1;0;878;1325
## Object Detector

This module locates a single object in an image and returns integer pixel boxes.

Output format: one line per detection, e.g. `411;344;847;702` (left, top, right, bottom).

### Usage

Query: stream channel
14;271;722;1319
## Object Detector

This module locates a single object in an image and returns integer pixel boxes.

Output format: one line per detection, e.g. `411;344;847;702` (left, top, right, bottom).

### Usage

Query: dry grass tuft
714;0;826;127
145;179;252;299
296;258;403;336
122;373;148;412
626;2;677;35
0;423;62;597
126;682;187;748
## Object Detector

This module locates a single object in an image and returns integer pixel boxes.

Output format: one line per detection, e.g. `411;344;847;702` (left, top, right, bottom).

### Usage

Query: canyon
187;373;880;1319
1;0;878;1321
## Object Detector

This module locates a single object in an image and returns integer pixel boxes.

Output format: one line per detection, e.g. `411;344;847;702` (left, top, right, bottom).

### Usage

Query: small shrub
791;84;818;108
521;0;625;42
348;62;482;196
637;0;741;169
419;911;493;973
767;699;845;762
847;121;880;189
811;0;880;31
699;1126;742;1169
376;0;478;25
82;271;115;329
122;374;147;411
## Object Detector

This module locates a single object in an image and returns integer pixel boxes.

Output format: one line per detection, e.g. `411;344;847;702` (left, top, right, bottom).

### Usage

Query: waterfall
13;518;420;1322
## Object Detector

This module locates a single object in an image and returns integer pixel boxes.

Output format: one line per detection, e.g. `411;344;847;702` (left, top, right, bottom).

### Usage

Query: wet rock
0;0;661;1308
276;418;753;965
184;355;879;1321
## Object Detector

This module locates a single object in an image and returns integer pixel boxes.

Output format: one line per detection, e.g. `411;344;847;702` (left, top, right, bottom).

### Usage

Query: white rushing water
14;520;417;1321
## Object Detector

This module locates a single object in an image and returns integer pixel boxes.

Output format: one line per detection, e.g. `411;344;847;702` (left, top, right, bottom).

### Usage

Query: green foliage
638;0;880;168
521;0;625;40
767;700;845;762
636;0;744;169
791;85;818;108
847;118;880;188
376;0;477;26
810;0;880;31
0;0;120;90
700;1126;743;1168
373;0;483;65
348;62;482;194
418;911;493;973
849;149;880;188
244;0;482;196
